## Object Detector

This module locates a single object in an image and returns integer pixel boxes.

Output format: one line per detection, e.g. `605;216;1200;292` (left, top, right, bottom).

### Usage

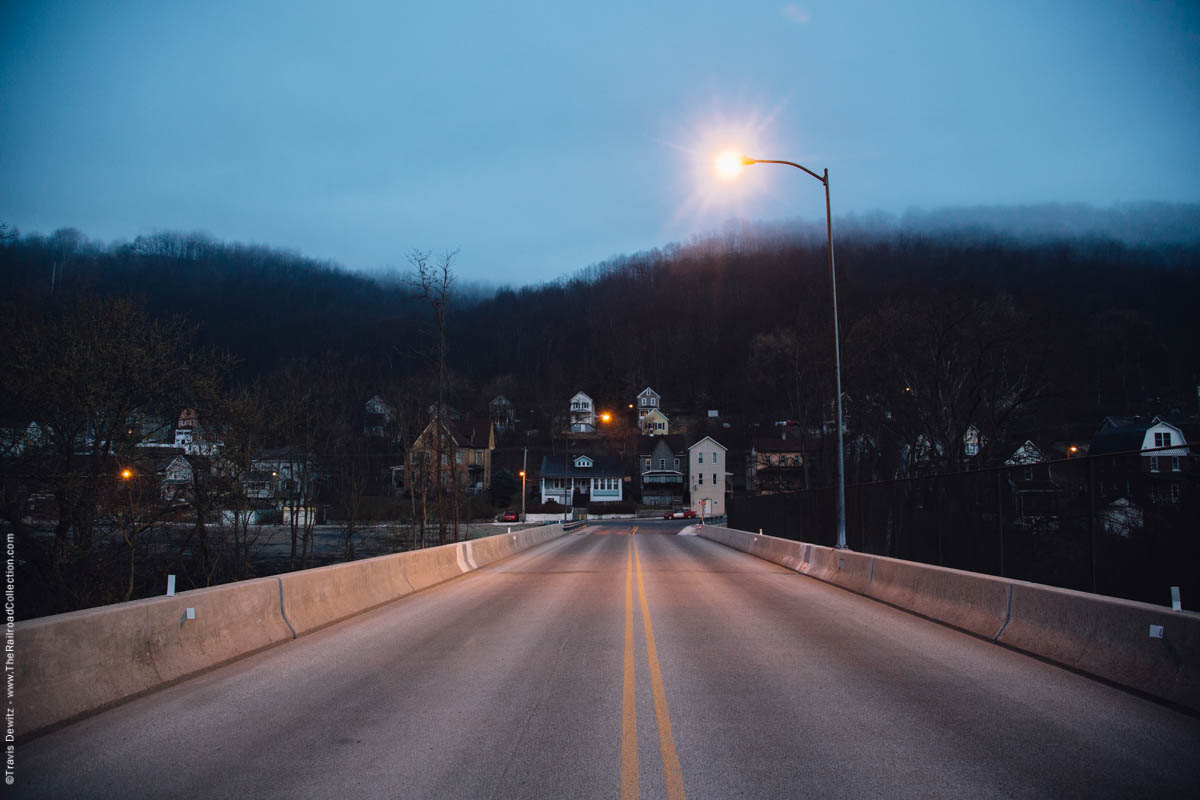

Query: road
15;522;1200;799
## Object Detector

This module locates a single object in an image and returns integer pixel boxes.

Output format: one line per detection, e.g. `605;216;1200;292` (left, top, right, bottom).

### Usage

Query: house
363;395;395;438
746;437;805;494
174;408;222;456
1089;416;1192;506
157;453;195;501
0;420;43;457
489;395;516;434
637;435;686;507
639;408;670;436
403;417;495;496
1003;440;1062;529
689;436;728;517
252;448;323;502
636;387;661;422
569;392;595;433
539;454;625;505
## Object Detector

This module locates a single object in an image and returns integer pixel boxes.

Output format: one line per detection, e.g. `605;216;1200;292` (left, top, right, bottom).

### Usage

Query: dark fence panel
728;449;1198;608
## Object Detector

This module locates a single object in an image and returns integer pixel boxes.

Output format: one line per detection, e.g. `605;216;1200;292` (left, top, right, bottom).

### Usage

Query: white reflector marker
1149;625;1164;639
166;574;176;596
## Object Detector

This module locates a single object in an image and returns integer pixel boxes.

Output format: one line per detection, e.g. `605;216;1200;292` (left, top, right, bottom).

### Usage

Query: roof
1089;416;1184;456
688;435;727;451
539;454;625;479
446;418;493;448
638;434;685;456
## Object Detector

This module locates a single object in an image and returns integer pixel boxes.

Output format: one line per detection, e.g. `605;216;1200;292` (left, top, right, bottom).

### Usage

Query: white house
569;392;595;433
688;436;728;518
174;408;222;456
539;454;624;505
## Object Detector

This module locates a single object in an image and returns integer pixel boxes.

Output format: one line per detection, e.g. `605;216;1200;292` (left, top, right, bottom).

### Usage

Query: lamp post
734;154;847;550
519;470;527;522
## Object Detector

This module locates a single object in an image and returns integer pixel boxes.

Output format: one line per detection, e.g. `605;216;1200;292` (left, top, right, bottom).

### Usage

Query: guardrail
699;525;1200;712
16;523;571;738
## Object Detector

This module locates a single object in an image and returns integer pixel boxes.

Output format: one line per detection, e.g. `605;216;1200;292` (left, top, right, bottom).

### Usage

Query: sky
2;0;1198;284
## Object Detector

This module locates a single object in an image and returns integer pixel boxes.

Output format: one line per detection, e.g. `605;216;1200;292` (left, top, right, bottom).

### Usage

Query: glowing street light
720;150;848;550
519;470;527;521
120;469;133;480
600;412;612;424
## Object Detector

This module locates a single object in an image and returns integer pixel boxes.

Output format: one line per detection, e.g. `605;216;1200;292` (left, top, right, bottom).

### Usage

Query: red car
662;510;697;519
501;511;520;522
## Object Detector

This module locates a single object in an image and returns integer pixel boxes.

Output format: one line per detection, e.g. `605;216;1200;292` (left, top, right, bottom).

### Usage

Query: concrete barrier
276;553;413;637
699;524;1200;712
18;523;569;737
996;581;1200;711
865;557;1010;640
16;577;294;737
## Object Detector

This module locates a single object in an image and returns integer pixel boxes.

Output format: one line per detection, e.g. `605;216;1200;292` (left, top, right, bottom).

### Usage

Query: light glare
715;150;744;179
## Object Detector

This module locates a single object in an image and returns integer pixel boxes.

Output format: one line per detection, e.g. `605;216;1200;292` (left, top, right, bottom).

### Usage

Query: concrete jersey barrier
698;525;1200;712
17;523;570;737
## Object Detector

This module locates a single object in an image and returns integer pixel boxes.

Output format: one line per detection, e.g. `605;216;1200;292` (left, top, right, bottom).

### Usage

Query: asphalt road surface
15;523;1200;799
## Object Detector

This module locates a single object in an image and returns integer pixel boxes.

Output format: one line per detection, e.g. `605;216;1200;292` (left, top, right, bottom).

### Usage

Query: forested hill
2;224;1199;442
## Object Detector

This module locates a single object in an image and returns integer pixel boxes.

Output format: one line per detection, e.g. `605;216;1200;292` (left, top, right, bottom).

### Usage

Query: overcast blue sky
2;0;1198;284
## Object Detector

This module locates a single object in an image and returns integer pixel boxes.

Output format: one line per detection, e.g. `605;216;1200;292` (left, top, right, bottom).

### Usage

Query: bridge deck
16;522;1200;799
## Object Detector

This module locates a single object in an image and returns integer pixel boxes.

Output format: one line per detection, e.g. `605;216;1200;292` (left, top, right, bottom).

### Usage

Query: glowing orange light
519;471;525;478
601;412;612;423
121;469;133;480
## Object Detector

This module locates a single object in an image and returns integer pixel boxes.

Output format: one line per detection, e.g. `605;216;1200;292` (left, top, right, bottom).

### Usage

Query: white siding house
569;392;596;433
688;436;728;518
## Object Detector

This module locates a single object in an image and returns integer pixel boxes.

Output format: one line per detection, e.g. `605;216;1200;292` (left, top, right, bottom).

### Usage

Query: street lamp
721;151;848;549
519;470;527;521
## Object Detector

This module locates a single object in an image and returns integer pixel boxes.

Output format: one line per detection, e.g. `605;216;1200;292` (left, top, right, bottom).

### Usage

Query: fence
728;447;1197;608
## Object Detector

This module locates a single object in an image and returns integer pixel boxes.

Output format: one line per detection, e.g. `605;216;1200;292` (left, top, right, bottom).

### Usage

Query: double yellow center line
621;532;686;800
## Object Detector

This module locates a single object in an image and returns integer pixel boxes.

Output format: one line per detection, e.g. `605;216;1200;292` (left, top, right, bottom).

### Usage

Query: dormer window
574;456;593;469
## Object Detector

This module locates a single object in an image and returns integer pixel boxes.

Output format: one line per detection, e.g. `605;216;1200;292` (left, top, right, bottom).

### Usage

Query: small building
636;387;661;422
363;395;396;439
746;437;805;494
1003;440;1062;529
638;435;686;507
489;395;516;434
639;408;670;436
689;436;728;517
539;454;624;505
174;408;222;456
569;392;596;433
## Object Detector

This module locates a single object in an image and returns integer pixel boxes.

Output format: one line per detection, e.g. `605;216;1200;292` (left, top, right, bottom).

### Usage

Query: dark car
501;511;520;522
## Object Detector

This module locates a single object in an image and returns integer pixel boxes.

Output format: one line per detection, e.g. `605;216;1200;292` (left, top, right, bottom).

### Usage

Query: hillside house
689;436;728;517
174;408;222;456
636;387;661;422
539;454;624;506
1090;416;1192;506
640;408;670;436
746;437;805;494
569;392;596;433
1003;440;1063;529
489;395;516;434
403;417;495;496
638;435;685;507
363;395;395;439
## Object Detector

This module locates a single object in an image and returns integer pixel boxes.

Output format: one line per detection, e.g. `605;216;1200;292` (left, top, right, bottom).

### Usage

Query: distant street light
121;469;133;480
719;151;848;550
519;470;527;522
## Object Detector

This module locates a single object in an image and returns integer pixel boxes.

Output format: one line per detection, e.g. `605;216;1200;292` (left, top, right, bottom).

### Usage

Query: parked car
662;509;697;519
501;511;520;522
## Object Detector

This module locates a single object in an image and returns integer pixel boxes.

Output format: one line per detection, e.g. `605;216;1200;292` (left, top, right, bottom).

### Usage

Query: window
1154;432;1172;448
712;452;719;464
712;473;717;485
698;452;704;464
455;452;463;464
475;451;482;465
673;458;680;470
1150;456;1160;473
1172;456;1181;472
644;457;651;470
1024;468;1033;482
696;472;702;485
659;458;666;470
440;453;447;466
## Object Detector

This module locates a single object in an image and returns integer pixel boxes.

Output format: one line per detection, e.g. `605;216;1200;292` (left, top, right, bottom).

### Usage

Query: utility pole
521;446;527;522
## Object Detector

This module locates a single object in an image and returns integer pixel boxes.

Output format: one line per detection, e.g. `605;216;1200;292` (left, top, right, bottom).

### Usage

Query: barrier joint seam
993;583;1014;641
276;577;297;640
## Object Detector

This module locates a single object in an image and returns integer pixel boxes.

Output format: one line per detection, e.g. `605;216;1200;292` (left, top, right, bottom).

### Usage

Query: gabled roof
1090;416;1184;456
688;435;727;451
638;387;660;399
638;434;685;457
539;454;625;479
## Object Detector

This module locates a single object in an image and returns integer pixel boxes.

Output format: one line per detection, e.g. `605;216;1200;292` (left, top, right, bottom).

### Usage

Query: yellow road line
634;538;687;800
621;534;638;800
